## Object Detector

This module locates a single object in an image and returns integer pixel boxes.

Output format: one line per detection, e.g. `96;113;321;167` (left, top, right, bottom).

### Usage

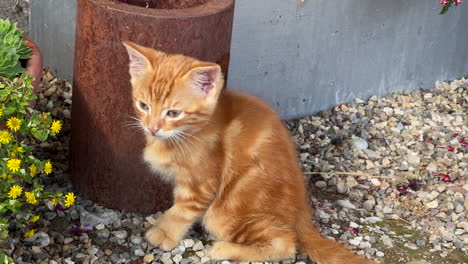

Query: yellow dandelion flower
0;130;12;144
64;192;76;207
29;215;40;223
50;120;62;134
44;161;52;174
7;158;21;173
29;164;37;177
52;198;58;206
8;185;22;199
23;229;36;238
16;146;24;153
25;192;38;204
6;117;22;132
41;113;49;122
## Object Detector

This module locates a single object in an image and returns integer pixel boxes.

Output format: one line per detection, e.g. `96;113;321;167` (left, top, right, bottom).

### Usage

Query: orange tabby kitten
123;41;372;264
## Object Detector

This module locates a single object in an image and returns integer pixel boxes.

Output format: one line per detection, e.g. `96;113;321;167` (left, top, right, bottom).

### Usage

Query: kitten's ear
122;41;152;80
185;65;222;97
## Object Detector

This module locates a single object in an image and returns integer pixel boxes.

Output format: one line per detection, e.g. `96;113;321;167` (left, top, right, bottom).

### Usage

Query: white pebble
172;254;182;263
192;241;204;251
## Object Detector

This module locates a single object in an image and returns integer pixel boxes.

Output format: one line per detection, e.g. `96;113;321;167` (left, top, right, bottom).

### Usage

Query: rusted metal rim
93;0;233;18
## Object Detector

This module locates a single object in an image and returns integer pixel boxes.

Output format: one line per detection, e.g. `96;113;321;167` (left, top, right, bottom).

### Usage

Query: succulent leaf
0;19;32;78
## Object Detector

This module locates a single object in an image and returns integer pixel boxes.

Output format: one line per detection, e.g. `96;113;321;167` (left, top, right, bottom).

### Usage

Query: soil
0;0;29;35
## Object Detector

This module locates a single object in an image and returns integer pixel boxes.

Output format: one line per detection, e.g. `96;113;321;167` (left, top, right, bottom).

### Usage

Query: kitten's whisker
122;122;145;136
121;115;145;136
177;130;203;144
170;133;187;157
122;122;142;128
174;131;194;148
129;127;145;137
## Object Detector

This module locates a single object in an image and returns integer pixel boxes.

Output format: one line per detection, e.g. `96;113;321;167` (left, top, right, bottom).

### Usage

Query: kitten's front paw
145;226;178;251
208;241;231;260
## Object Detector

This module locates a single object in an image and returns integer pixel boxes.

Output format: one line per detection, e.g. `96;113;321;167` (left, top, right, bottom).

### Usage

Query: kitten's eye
166;110;182;118
138;101;149;112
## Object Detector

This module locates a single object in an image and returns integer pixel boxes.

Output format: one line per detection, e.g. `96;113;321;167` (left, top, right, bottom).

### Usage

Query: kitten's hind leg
209;236;296;262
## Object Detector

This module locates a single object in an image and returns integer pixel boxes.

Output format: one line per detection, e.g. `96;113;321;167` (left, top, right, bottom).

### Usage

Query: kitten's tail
296;213;373;264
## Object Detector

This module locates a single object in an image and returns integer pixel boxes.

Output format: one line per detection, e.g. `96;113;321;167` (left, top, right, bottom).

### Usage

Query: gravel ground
0;0;29;35
5;70;468;264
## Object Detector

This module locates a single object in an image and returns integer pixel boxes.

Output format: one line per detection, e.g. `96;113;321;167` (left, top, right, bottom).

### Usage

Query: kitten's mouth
150;133;164;140
147;131;169;141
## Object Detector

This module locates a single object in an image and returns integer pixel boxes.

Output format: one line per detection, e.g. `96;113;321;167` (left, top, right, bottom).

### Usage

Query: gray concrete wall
31;0;468;119
30;0;76;81
228;0;468;118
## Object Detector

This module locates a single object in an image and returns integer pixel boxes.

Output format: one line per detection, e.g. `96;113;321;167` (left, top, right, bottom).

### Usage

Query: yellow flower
50;120;62;134
8;185;22;199
64;192;76;207
41;113;49;122
16;146;24;153
29;164;37;177
44;161;52;174
0;130;12;144
0;108;3;117
7;158;21;173
24;229;36;238
29;215;40;223
25;192;38;204
52;198;58;206
6;117;21;132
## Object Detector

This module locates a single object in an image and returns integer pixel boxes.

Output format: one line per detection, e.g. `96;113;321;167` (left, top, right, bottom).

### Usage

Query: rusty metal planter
71;0;234;213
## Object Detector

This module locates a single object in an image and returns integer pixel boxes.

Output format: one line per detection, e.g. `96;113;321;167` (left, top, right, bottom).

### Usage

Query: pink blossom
440;0;450;6
454;0;463;6
433;172;452;182
408;179;421;191
347;226;359;235
459;138;468;147
397;185;409;196
442;175;451;182
438;145;455;152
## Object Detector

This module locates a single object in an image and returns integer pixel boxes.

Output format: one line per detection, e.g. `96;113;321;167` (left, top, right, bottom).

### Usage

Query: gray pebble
315;181;327;189
336;182;349;194
416;240;426;247
96;231;109;239
336;200;357;209
404;243;418;250
192;241;204;251
363;200;375;211
134;249;145;257
80;210;119;227
112;230;128;239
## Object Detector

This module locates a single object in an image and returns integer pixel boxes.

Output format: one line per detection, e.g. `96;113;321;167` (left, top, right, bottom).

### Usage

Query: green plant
0;19;75;263
0;19;32;78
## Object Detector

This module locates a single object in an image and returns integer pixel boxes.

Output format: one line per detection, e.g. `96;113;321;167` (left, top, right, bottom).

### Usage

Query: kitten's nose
148;127;159;135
